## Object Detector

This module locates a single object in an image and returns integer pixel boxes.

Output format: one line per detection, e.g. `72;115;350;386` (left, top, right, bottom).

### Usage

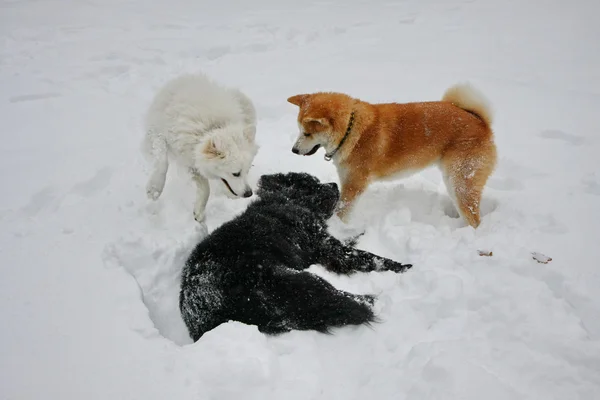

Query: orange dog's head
287;92;355;158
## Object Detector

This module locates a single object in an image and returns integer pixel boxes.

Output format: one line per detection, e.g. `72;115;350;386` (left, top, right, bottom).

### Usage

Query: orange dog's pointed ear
303;117;329;127
287;94;308;106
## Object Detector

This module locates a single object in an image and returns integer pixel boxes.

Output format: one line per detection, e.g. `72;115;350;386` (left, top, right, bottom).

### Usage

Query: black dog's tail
257;267;377;335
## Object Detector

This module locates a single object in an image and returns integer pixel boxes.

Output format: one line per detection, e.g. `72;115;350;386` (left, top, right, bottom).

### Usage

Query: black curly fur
179;172;412;341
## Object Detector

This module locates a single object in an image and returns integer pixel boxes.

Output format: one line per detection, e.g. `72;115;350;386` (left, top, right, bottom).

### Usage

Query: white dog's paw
146;178;165;201
193;220;209;238
146;185;163;201
193;208;206;223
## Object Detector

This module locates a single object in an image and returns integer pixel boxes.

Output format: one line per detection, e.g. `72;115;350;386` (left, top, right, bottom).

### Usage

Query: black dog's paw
383;260;413;273
258;322;293;335
358;294;376;306
343;292;375;307
343;231;365;248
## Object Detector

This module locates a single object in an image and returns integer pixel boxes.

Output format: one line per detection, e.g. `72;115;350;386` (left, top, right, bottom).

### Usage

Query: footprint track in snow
204;43;273;61
487;158;547;191
205;45;232;60
9;92;62;103
539;129;586;146
582;174;600;196
71;167;113;197
21;186;62;217
20;167;113;217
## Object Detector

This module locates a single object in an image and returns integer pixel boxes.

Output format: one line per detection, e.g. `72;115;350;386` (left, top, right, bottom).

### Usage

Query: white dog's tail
442;83;493;126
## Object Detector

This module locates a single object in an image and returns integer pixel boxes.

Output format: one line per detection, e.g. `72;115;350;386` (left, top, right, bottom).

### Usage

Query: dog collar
324;111;355;162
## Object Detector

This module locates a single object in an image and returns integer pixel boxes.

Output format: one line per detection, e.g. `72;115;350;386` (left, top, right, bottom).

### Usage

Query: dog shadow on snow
351;181;498;230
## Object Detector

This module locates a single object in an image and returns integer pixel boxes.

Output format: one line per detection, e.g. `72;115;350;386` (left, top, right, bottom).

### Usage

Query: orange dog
288;83;497;228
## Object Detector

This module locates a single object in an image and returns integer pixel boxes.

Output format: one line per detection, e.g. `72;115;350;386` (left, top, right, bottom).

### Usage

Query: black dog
179;172;412;341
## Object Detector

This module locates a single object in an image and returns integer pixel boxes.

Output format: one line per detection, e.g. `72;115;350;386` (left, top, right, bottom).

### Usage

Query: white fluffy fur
442;82;494;126
143;73;259;222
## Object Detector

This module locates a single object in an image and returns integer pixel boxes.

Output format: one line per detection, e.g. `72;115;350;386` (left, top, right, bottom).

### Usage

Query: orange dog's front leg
336;174;369;222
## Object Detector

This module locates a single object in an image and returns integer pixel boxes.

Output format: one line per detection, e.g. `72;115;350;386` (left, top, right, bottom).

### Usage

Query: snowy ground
1;0;600;398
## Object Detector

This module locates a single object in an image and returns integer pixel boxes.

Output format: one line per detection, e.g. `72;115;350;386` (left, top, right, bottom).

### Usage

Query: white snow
1;0;600;399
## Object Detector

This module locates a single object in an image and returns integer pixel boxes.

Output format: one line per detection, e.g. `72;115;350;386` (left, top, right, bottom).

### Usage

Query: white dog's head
196;123;259;199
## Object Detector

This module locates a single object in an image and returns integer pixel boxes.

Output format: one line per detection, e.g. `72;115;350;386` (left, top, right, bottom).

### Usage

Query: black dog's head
257;172;339;218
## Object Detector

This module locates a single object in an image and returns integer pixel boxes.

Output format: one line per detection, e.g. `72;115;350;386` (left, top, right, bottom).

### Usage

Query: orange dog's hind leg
441;141;496;228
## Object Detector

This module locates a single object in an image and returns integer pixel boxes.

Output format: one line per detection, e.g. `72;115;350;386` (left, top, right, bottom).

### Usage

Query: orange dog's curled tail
442;83;494;126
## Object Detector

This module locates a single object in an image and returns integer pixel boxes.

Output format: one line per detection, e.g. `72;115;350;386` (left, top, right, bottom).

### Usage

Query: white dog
142;73;259;222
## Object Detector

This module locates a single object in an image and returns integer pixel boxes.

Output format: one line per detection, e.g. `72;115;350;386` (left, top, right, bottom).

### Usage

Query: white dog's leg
191;171;210;223
145;135;169;200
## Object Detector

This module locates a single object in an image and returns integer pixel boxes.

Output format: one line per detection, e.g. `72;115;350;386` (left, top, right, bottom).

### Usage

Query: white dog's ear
243;125;256;142
203;138;225;159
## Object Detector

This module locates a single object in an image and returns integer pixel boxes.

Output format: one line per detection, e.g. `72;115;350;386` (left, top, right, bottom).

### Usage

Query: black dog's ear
291;181;340;218
257;173;289;194
258;172;320;194
282;172;321;188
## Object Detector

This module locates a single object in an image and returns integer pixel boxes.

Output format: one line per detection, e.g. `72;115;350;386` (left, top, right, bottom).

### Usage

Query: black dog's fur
179;172;412;341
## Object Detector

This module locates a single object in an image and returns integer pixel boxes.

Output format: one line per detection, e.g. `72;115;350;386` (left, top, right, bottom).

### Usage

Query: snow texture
1;0;600;399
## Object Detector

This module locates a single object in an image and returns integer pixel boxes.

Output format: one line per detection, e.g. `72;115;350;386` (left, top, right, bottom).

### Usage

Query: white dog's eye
232;171;241;177
303;133;311;137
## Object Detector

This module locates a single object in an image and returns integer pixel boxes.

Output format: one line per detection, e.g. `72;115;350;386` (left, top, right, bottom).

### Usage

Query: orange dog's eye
303;132;311;137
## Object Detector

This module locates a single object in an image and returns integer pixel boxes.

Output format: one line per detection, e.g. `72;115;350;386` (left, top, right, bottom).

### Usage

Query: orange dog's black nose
291;147;299;154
